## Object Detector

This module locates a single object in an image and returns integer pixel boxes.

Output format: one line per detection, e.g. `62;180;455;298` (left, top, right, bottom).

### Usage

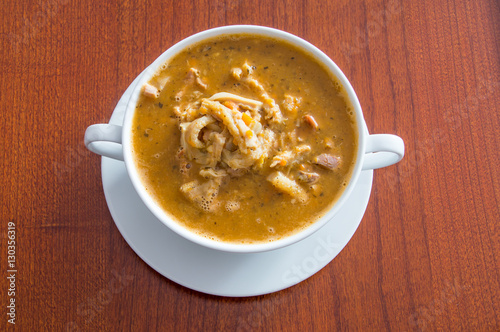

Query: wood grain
1;0;498;330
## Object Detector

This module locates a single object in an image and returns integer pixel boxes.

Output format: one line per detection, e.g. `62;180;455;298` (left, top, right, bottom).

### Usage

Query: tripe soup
131;33;358;244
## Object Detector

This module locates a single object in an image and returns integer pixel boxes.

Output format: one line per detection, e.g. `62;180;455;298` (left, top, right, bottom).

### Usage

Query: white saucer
101;72;373;297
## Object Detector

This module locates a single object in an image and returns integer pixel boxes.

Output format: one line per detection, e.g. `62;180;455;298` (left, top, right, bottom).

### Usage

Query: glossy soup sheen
132;34;357;244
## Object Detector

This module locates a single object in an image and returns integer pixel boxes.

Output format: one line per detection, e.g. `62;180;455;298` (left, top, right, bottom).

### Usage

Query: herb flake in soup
132;34;358;244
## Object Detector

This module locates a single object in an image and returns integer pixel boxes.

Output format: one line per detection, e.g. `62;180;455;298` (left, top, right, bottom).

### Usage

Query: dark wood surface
1;0;499;331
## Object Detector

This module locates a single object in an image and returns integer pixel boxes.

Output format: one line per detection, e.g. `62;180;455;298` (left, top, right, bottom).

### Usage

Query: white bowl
85;25;404;253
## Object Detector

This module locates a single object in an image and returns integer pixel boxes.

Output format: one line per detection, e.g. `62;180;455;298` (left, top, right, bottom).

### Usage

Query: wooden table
1;0;498;330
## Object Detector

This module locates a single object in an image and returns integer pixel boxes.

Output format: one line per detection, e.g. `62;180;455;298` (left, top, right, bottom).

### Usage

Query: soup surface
132;33;357;244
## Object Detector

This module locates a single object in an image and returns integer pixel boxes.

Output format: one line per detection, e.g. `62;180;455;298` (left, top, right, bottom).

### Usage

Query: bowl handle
84;124;124;161
362;134;404;170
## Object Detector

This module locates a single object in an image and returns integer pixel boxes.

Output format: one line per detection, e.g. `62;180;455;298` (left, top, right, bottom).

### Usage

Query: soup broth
132;34;358;244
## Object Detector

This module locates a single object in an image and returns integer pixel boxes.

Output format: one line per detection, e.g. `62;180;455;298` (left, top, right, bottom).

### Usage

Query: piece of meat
148;76;170;93
297;171;320;183
314;154;341;170
175;68;207;101
231;67;243;80
185;68;207;89
303;114;319;129
142;83;159;98
267;171;308;203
